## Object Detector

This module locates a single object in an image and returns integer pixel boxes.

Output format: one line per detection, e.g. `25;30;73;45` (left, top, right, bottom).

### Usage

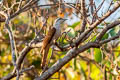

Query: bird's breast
53;28;61;40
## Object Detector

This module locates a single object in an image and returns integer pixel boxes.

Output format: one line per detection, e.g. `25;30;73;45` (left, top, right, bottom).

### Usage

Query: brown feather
41;44;50;68
40;28;56;52
40;27;56;68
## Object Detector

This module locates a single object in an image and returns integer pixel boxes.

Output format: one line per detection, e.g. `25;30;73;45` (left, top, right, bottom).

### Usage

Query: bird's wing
41;27;56;52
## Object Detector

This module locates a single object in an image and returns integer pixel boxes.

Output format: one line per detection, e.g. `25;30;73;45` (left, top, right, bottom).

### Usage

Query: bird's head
54;18;67;26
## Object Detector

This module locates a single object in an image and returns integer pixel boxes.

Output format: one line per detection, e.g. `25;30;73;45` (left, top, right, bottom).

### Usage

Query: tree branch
100;35;120;44
0;0;38;22
35;42;100;80
79;0;87;34
73;1;120;47
96;19;120;41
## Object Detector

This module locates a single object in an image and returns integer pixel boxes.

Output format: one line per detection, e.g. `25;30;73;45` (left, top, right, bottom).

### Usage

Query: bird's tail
41;45;50;69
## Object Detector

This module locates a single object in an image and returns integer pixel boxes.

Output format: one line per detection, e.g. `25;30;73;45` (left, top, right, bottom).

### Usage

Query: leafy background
0;0;120;80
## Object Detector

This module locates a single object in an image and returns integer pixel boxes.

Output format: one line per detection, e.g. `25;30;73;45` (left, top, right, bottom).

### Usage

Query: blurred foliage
94;48;102;63
0;0;120;80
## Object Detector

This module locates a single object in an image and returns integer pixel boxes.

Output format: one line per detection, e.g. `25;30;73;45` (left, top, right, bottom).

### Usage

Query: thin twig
100;35;120;44
20;65;35;73
5;14;17;67
73;1;120;47
96;20;120;41
79;0;87;34
17;0;23;10
5;14;18;80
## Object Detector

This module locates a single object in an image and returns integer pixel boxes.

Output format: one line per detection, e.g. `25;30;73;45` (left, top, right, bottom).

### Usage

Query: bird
40;18;67;69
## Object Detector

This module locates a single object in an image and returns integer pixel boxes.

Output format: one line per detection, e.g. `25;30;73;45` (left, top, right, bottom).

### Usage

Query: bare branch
100;35;120;44
79;0;87;34
1;1;120;80
17;0;23;10
35;42;100;80
3;12;18;80
73;1;120;47
5;14;17;67
0;0;38;22
35;34;120;80
96;19;120;41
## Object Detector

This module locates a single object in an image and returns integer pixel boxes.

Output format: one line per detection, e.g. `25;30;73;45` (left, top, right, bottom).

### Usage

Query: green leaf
104;60;111;68
47;48;52;60
32;58;41;68
4;34;9;39
65;27;75;38
91;64;103;79
114;46;120;57
94;48;102;63
69;22;80;28
109;73;112;80
0;49;5;56
73;59;77;70
101;33;109;40
109;28;116;37
87;49;91;53
92;36;96;42
113;0;118;2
